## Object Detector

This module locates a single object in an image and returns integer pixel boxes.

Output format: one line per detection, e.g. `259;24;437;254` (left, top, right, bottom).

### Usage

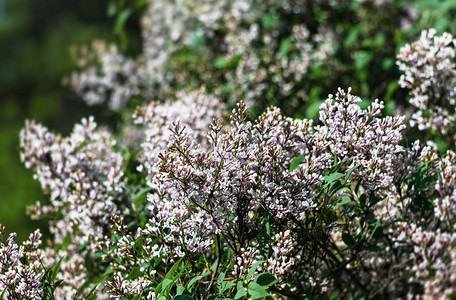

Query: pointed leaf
246;260;264;281
342;233;356;248
254;273;277;287
234;281;247;299
324;173;344;184
289;156;306;172
329;197;351;209
247;282;270;299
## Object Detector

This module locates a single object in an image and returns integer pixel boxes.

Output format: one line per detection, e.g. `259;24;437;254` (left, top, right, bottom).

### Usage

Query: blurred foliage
0;0;140;242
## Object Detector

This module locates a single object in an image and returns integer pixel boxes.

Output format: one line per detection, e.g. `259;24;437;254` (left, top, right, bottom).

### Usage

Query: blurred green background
0;0;122;241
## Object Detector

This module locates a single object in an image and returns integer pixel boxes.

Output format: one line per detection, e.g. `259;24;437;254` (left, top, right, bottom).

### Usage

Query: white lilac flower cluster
0;226;44;299
70;41;145;110
19;117;125;298
386;149;456;299
397;29;456;134
134;88;226;187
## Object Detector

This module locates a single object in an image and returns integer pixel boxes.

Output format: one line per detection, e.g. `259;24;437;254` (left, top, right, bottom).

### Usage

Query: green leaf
187;273;207;290
221;281;236;293
234;281;247;299
133;187;153;209
342;233;356;248
324;172;344;184
329;197;351;209
51;256;64;283
261;14;281;29
176;286;192;296
114;8;132;34
254;273;277;287
367;245;382;252
53;279;64;288
278;37;292;59
85;251;94;273
344;27;361;48
247;282;270;299
161;279;173;293
85;283;99;299
1;288;6;299
190;31;206;49
345;164;360;182
74;141;89;152
371;221;384;239
246;260;264;281
289;156;306;172
354;51;372;70
166;257;184;279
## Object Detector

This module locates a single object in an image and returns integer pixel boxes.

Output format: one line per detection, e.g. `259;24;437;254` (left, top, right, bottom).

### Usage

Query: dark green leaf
254;273;277;287
329;197;351;209
342;233;356;248
371;222;384;239
367;245;382;252
53;279;64;288
85;251;94;273
174;296;194;300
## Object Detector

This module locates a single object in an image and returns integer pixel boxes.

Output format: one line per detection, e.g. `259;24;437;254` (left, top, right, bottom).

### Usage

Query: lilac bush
4;0;456;297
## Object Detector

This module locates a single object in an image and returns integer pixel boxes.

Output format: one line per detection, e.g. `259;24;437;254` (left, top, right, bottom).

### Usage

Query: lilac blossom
20;117;126;298
0;227;44;300
397;29;456;134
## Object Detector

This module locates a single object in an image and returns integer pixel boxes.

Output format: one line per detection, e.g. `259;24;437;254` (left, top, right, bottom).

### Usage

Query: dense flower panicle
266;230;296;277
134;89;226;187
0;229;44;300
19;117;126;298
70;41;145;110
153;99;321;254
20;117;125;245
149;88;406;283
315;88;406;191
397;29;456;133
